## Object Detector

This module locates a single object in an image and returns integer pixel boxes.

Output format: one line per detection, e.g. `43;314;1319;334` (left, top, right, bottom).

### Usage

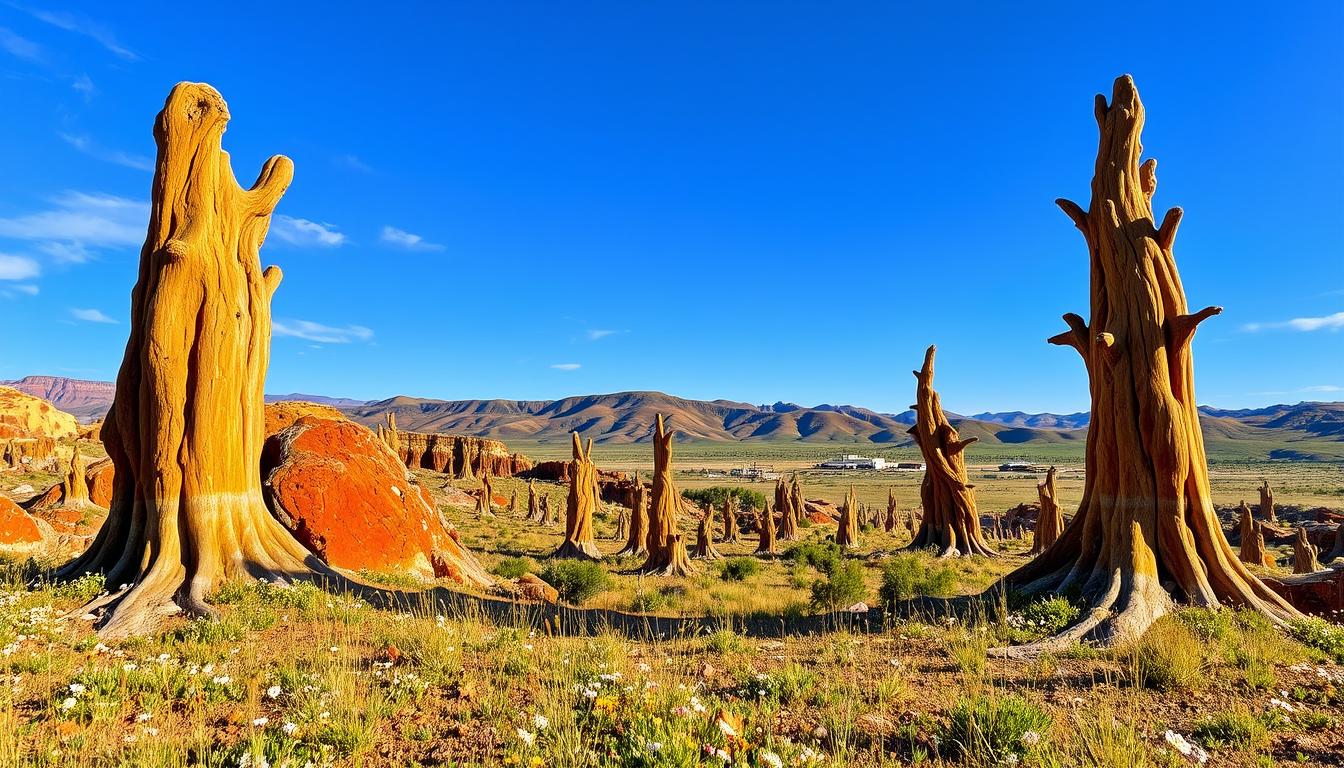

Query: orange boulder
0;496;49;556
85;458;115;508
264;401;348;437
514;573;560;603
261;416;493;587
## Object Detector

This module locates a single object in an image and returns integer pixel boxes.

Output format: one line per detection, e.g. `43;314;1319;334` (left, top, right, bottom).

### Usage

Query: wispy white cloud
22;8;137;60
0;26;42;62
71;73;94;99
10;284;37;295
550;363;581;371
60;133;153;171
379;226;444;252
1250;384;1343;396
0;191;146;262
334;154;373;173
270;216;346;248
0;254;40;280
273;319;373;344
585;329;618;341
1243;311;1344;333
70;307;116;324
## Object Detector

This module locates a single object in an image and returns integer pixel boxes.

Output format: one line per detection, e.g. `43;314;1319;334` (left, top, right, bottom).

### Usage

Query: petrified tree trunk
1030;467;1064;555
755;499;778;556
613;507;628;541
508;488;518;516
692;505;722;560
64;449;90;508
997;76;1298;652
721;496;740;543
551;433;602;560
1259;481;1277;523
58;83;348;638
776;477;799;542
615;472;649;557
904;346;996;558
539;494;554;526
476;469;495;518
1240;515;1272;568
527;479;540;520
638;415;694;576
1293;528;1321;574
381;413;399;453
837;485;860;550
885;490;898;533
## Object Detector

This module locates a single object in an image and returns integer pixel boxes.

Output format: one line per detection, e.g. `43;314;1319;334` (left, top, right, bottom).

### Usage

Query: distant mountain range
9;376;1341;460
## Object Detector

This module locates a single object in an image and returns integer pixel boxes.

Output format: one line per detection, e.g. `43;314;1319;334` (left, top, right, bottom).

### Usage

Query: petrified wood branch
903;346;995;558
551;433;602;560
1030;467;1063;555
58;83;351;638
637;415;694;576
996;75;1297;654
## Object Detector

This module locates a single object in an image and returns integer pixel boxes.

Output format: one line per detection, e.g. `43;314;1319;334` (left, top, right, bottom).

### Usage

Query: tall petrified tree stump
755;498;778;556
997;76;1297;652
64;449;90;508
637;415;694;576
1259;481;1277;523
692;505;723;560
885;490;898;533
904;346;996;558
527;479;540;521
539;494;554;526
551;433;602;560
1030;467;1064;555
508;488;518;516
476;468;495;518
1240;514;1273;569
721;496;740;543
837;485;860;550
776;476;799;542
615;471;649;557
1293;528;1321;574
59;83;345;638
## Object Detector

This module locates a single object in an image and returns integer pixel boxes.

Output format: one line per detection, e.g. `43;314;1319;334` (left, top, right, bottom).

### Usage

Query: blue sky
1;2;1340;414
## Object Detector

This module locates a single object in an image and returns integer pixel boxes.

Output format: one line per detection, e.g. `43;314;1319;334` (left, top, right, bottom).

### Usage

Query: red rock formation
0;496;49;557
3;437;58;472
0;386;79;439
394;431;533;478
261;416;493;586
265;401;348;436
85;458;114;508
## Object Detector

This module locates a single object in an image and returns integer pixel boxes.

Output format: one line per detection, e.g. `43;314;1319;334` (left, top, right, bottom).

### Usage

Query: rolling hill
7;376;1343;457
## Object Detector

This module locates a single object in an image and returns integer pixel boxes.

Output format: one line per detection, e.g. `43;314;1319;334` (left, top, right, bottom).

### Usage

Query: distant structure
893;461;925;471
728;464;779;481
816;455;886;470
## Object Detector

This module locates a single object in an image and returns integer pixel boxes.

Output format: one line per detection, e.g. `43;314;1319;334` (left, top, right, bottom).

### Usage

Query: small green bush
719;557;761;582
539;561;609;605
628;590;667;612
705;629;753;655
785;540;841;575
878;553;956;606
942;693;1051;764
1191;707;1272;750
1288;617;1344;664
1129;617;1207;691
491;556;535;580
809;560;866;610
738;663;816;705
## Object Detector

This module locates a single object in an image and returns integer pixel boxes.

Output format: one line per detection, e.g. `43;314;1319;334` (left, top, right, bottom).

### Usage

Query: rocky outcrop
0;386;79;440
261;415;494;586
86;458;114;508
1263;568;1344;619
394;431;532;478
265;401;348;436
4;437;59;472
0;496;50;557
4;376;115;422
